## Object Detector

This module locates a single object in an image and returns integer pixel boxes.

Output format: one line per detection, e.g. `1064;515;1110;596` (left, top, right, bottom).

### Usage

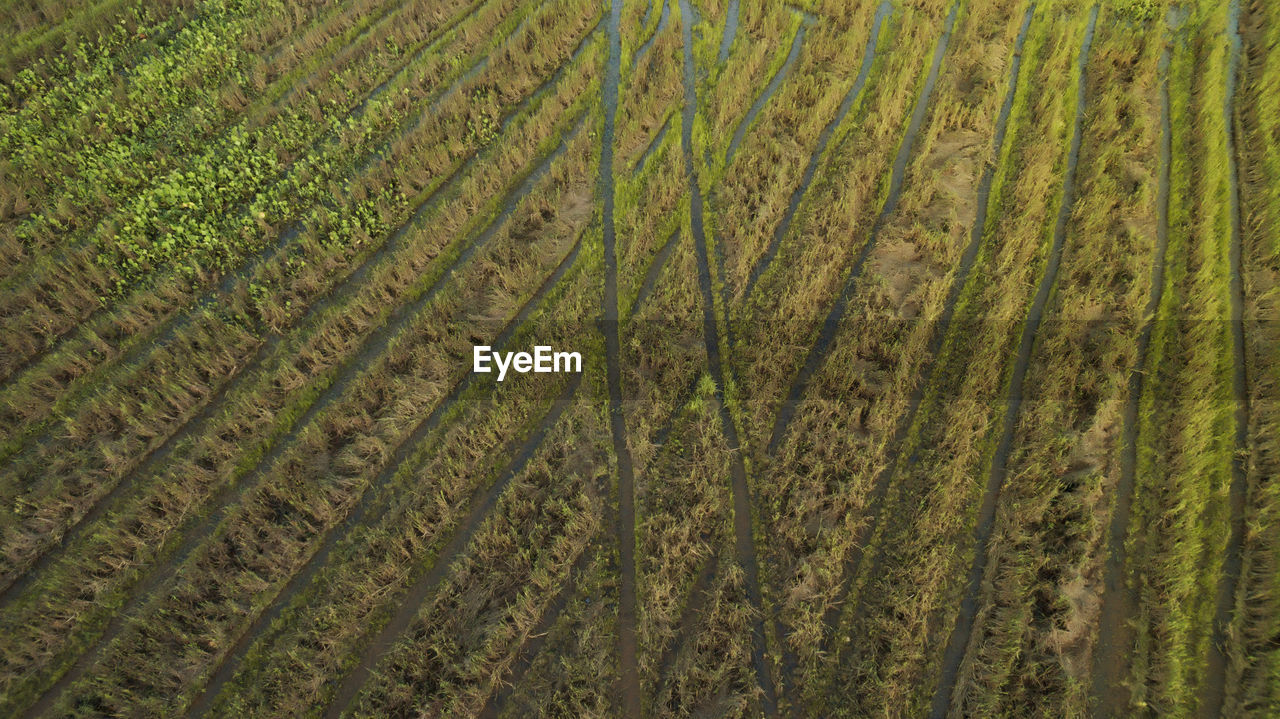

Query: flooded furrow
633;0;668;66
1093;36;1173;719
714;7;811;361
651;553;721;701
0;23;600;607
266;0;414;113
599;0;642;713
476;541;602;719
321;375;584;719
185;225;588;718
817;0;1036;673
724;16;808;167
650;373;702;448
718;0;737;63
768;0;958;454
358;1;591;179
678;0;776;713
766;4;967;703
741;0;891;303
428;4;541;111
18;115;588;719
927;8;1098;718
633;113;672;174
1204;0;1252;715
630;228;682;314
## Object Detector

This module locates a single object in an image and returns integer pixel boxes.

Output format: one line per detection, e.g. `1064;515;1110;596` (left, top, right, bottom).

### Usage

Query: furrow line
814;0;1036;682
473;279;705;718
1203;0;1252;715
639;0;655;29
476;529;604;719
0;14;600;602
769;4;966;702
740;0;891;303
633;114;673;174
320;374;585;719
714;3;814;362
678;0;775;713
633;0;669;66
600;0;642;713
1092;37;1172;719
767;1;959;455
651;553;721;704
718;0;738;64
630;229;682;315
927;8;1098;718
724;16;808;168
16;114;588;719
186;222;590;718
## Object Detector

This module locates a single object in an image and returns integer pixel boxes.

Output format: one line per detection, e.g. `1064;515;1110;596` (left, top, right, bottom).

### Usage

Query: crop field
0;0;1276;716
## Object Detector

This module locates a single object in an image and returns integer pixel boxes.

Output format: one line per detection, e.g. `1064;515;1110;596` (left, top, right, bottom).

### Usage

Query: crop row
0;0;496;388
650;0;1059;706
0;0;593;585
0;0;356;281
767;4;1095;715
0;0;562;462
724;1;1276;717
37;112;597;717
0;27;600;717
424;0;809;711
0;0;194;84
0;0;455;371
0;0;589;572
102;26;716;707
604;0;945;712
1111;2;1268;716
1235;0;1280;713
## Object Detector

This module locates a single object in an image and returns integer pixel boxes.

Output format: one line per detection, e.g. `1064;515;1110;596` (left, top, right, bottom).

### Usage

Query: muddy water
634;0;668;64
633;114;671;174
597;0;642;713
718;0;738;63
630;228;681;313
928;7;1099;719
